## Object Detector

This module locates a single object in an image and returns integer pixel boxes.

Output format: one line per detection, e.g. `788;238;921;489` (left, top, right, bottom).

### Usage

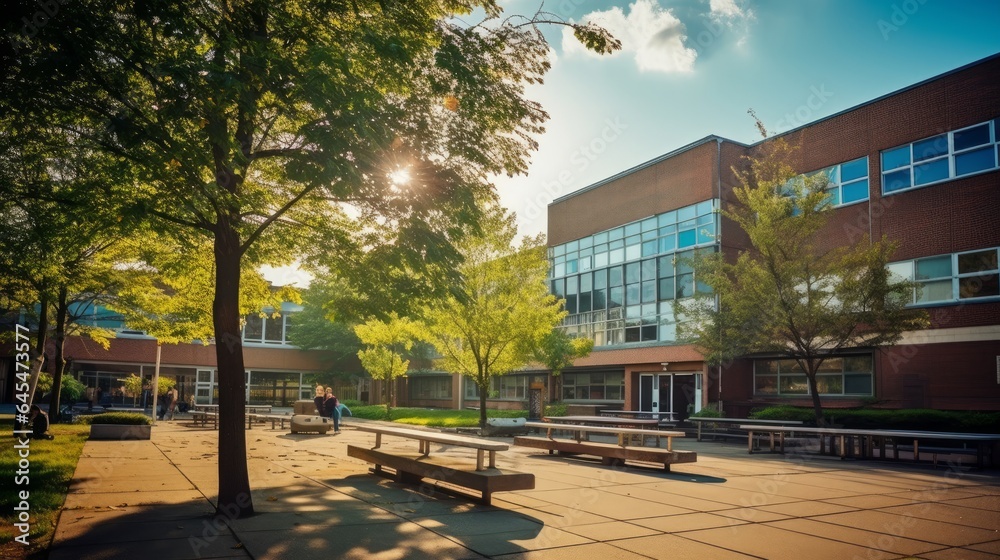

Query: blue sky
264;0;1000;286
491;0;1000;238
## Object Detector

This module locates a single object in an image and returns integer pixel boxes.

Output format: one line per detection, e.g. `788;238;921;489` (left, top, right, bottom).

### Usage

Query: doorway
638;372;700;421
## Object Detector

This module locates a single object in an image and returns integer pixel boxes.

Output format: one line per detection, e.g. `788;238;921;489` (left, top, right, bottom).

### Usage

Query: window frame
880;119;999;195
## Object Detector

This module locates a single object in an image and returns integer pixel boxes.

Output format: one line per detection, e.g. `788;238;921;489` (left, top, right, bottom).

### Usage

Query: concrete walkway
50;419;1000;559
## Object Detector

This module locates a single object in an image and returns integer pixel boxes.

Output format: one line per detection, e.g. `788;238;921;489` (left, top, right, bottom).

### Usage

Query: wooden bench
516;421;696;471
347;424;534;505
740;424;1000;468
246;412;292;430
189;410;218;429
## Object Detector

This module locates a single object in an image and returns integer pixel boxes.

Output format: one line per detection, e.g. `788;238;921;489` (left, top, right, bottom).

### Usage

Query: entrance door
639;372;697;420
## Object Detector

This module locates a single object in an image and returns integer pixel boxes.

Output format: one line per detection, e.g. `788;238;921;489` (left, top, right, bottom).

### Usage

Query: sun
388;168;411;187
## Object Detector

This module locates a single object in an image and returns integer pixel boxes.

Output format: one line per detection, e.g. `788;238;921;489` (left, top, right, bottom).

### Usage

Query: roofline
549;134;747;205
549;52;1000;204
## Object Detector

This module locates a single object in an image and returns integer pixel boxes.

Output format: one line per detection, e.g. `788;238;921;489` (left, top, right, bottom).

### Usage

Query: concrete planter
90;423;152;440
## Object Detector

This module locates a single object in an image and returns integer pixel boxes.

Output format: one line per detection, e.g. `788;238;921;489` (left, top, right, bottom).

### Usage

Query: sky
264;0;1000;286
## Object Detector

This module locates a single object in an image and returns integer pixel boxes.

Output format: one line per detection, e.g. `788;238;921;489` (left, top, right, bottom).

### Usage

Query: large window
549;200;718;348
753;356;873;396
561;371;624;401
823;156;870;206
463;374;531;400
881;118;1000;194
410;376;452;400
243;313;294;345
888;248;1000;305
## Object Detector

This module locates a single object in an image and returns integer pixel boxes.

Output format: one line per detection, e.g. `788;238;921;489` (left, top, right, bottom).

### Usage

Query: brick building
545;54;1000;418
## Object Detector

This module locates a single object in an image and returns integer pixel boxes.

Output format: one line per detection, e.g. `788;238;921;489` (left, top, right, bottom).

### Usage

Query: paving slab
49;420;1000;560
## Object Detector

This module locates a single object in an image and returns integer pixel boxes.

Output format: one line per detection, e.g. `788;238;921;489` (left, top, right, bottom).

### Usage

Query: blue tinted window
883;169;911;192
566;259;578;274
608;286;623;308
594;231;608;244
641;217;657;232
566;240;579;252
840;157;868;182
659;234;676;253
913;159;949;186
579;236;593;249
954;123;990;151
609;227;624;240
580;272;592;292
658;278;674;300
841;180;869;204
641;240;658;256
566;275;578;295
955;146;996;176
626;284;641;305
881;146;910;170
912;134;948;162
609;266;623;286
641;259;657;280
657;210;677;226
696;200;714;216
658;256;674;277
677;205;697;221
697;227;715;244
592;289;606;309
676;274;694;298
625;262;640;284
915;255;952;280
825;187;841;206
641;281;656;303
678;229;696;248
624;222;641;236
593;269;607;289
552;279;564;296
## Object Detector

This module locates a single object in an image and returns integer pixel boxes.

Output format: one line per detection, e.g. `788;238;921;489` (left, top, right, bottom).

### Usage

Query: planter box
90;424;151;440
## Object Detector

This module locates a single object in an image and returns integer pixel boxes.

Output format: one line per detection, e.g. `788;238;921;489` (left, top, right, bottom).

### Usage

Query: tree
354;314;418;420
679;131;929;426
3;0;617;517
422;206;565;428
121;374;144;407
533;329;594;377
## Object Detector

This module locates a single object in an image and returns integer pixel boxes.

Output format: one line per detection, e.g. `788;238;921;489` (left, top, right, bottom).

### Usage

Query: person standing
165;386;178;421
323;387;341;434
313;383;325;416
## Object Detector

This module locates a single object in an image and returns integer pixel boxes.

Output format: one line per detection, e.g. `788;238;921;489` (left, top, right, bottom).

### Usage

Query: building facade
546;54;1000;419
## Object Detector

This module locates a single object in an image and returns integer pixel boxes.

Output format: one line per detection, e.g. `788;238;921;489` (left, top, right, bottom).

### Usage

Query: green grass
0;415;89;560
343;401;568;427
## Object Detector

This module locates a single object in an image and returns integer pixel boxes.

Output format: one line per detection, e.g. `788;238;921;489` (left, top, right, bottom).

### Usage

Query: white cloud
561;0;697;74
709;0;755;46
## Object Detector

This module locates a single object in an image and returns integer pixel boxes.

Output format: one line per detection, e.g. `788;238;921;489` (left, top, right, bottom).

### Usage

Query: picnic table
516;420;696;471
347;424;534;505
600;410;677;423
740;424;1000;468
688;417;804;442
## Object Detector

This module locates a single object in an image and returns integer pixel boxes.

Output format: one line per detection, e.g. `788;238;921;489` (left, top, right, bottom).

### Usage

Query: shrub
78;412;152;426
690;402;724;418
748;406;1000;431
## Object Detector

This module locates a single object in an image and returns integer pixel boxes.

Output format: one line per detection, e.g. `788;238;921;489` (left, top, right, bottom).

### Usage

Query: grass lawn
345;402;567;427
0;415;89;560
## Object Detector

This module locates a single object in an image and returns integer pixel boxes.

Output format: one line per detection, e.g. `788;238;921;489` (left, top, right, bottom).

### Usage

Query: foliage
120;374;144;406
532;330;594;376
286;277;362;364
149;377;176;396
36;373;86;404
679;129;929;426
689;402;724;418
355;314;419;420
2;0;617;517
346;403;568;427
77;412;152;426
421;206;566;428
0;418;89;559
749;405;1000;432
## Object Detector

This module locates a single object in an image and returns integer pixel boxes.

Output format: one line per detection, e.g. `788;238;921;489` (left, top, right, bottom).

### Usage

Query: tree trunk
478;370;488;429
213;220;254;518
48;285;68;423
805;361;825;427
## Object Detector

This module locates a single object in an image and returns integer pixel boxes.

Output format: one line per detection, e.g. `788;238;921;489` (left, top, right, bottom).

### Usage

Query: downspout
715;138;724;409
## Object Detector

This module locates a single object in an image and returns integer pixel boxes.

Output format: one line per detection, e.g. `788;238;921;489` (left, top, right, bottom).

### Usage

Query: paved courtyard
50;418;1000;559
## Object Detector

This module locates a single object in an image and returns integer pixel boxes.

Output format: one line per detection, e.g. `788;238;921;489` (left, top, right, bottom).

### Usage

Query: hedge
77;412;152;426
748;405;1000;432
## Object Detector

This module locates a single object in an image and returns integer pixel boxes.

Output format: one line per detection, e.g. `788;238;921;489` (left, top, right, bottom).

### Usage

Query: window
412;376;452;400
827;156;870;205
881;119;999;194
243;315;263;343
888;248;1000;305
549;200;718;348
754;355;873;396
561;371;624;401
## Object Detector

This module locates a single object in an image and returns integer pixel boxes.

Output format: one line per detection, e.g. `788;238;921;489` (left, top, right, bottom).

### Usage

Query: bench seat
514;436;697;471
347;445;534;505
189;410;218;429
